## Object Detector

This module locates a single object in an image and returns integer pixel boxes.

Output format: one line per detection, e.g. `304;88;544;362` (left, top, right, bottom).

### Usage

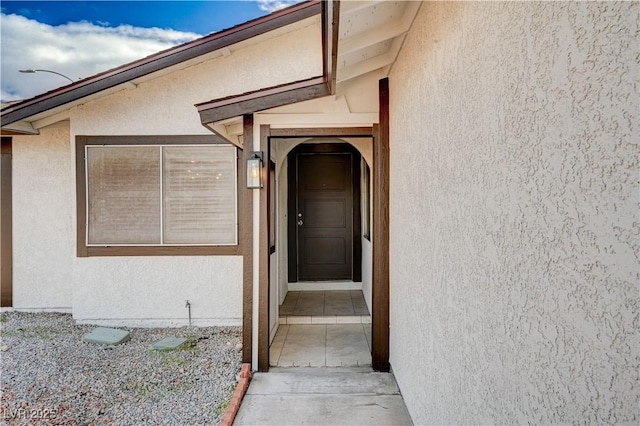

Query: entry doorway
287;143;362;283
269;141;371;368
258;125;389;373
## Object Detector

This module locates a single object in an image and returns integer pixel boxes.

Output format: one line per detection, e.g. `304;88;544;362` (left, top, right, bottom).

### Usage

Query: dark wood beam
1;137;12;307
323;0;341;94
258;125;271;372
241;115;254;364
76;136;88;258
372;78;390;372
83;246;240;257
269;127;373;138
198;77;329;125
1;130;36;136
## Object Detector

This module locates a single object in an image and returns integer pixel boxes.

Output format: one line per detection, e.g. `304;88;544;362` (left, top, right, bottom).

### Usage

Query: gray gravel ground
0;312;242;425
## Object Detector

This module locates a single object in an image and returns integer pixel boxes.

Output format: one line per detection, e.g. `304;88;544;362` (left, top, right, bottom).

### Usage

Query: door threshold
288;281;362;291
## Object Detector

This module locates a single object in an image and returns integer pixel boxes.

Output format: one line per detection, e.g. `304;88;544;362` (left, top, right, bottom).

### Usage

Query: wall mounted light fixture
247;151;263;189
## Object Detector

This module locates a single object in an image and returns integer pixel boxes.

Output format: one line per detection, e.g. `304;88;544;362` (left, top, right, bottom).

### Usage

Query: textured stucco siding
73;256;242;327
388;1;638;424
12;125;74;311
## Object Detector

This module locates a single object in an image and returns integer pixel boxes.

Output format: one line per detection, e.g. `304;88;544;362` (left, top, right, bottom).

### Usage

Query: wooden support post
372;78;390;372
258;125;271;372
241;115;254;364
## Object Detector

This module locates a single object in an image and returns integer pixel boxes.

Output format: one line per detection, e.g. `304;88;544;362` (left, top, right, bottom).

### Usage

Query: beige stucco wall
73;256;242;327
388;1;638;424
12;124;74;311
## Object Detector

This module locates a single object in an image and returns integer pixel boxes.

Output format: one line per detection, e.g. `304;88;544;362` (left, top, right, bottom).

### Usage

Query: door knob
298;219;304;226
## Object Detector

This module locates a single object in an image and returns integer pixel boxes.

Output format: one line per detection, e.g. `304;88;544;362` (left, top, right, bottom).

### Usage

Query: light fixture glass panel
247;157;262;188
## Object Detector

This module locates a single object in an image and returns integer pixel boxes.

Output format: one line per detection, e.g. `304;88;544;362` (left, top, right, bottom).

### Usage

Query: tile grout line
362;323;370;352
324;324;328;367
275;325;291;367
291;292;299;316
322;290;326;316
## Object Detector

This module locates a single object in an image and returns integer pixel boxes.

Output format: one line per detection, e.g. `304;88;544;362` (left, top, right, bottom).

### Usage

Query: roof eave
198;76;330;125
0;0;322;128
197;0;340;128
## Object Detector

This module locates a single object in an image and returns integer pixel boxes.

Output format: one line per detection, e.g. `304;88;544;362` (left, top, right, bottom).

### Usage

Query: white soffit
206;117;244;148
337;0;421;83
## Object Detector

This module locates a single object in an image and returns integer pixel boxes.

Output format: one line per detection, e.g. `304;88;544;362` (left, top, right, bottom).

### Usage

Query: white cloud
0;13;202;101
256;0;303;13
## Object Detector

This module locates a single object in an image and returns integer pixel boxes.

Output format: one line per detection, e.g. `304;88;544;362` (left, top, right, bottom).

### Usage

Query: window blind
87;146;161;244
86;144;237;246
163;146;236;245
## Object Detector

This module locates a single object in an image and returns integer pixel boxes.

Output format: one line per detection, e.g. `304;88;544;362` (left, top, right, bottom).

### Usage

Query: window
362;158;371;241
269;160;276;253
77;135;239;256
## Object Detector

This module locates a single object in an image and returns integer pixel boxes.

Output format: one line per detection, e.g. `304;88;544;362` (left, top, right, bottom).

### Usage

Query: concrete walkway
233;367;413;425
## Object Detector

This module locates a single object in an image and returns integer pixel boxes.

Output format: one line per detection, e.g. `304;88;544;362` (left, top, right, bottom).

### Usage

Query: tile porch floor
279;290;370;323
271;290;372;367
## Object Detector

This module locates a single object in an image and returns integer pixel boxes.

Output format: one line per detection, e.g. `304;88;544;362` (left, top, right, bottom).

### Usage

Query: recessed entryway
260;125;388;372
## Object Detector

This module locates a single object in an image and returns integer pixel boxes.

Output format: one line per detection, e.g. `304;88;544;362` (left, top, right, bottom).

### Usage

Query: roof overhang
196;0;340;132
197;76;329;125
2;0;420;141
0;0;322;130
195;1;420;136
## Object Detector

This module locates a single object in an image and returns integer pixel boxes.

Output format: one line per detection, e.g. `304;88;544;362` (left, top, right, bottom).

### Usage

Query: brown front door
295;152;353;281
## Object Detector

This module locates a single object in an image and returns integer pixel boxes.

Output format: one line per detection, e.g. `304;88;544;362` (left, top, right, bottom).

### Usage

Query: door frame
287;143;362;283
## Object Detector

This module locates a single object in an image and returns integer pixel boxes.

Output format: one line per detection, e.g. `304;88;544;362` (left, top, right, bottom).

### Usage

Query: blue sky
1;1;272;35
0;1;303;101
